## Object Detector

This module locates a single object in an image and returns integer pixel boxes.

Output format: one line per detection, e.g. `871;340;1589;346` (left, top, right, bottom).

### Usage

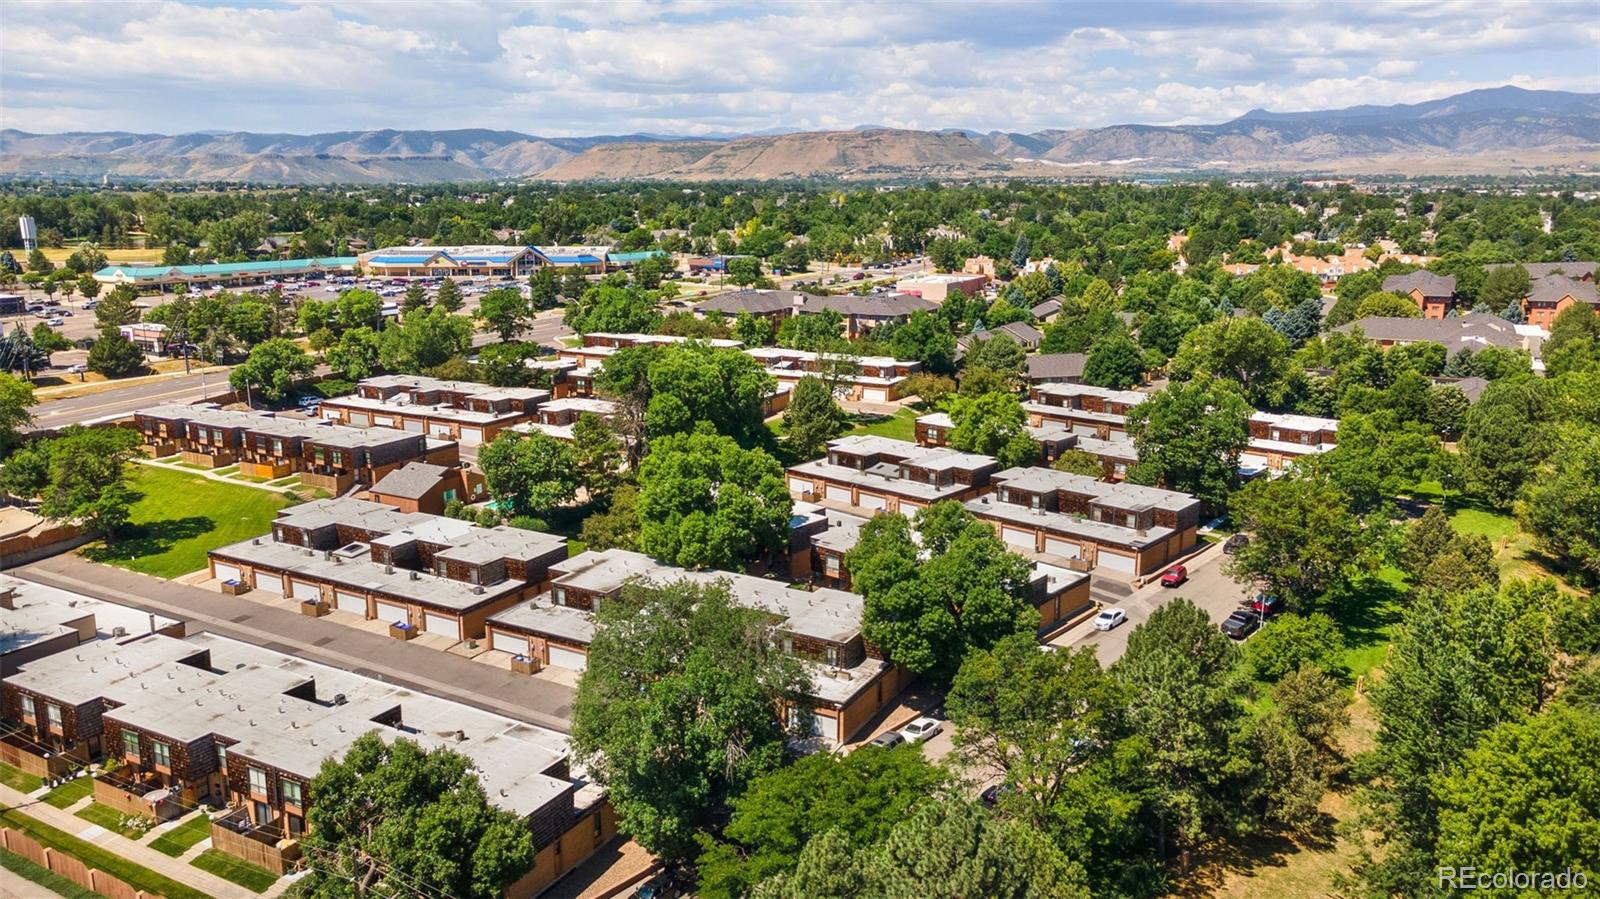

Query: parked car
1220;610;1260;640
81;300;100;310
868;731;906;750
1159;565;1188;587
980;783;1015;807
45;317;63;326
1249;594;1284;616
898;717;943;744
1223;533;1250;555
1092;607;1127;631
66;363;88;374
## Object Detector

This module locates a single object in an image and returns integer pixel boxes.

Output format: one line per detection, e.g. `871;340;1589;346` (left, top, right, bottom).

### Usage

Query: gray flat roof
11;631;576;817
137;403;419;450
990;466;1198;514
0;574;179;657
966;494;1177;550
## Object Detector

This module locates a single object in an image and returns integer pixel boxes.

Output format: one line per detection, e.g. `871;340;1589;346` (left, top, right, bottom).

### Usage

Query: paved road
15;555;577;732
1049;541;1253;665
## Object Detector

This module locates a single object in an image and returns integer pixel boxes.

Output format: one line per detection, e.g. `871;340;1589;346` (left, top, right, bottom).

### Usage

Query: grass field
149;812;213;857
0;846;102;899
39;776;92;809
192;848;277;892
84;466;292;578
0;762;43;793
0;807;212;899
35;246;157;266
847;407;918;442
75;801;151;839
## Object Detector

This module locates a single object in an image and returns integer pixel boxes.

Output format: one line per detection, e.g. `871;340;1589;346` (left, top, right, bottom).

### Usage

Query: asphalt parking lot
1050;540;1253;665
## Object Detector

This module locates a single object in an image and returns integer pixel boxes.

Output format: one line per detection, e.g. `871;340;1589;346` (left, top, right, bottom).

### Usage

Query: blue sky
2;0;1597;136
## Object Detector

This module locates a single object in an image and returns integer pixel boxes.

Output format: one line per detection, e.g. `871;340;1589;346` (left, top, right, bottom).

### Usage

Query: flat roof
989;466;1198;514
137;404;421;450
10;631;576;817
0;574;179;658
966;494;1177;550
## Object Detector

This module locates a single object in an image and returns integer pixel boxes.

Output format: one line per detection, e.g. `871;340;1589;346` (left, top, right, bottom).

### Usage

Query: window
553;587;567;606
443;489;457;503
287;813;304;836
44;704;61;728
18;695;33;720
271;439;283;455
281;780;303;807
122;731;140;756
151;740;171;768
217;744;228;769
248;766;268;795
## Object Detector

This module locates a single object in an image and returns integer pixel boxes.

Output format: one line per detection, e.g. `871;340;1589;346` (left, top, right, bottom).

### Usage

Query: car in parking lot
1249;594;1284;616
898;717;943;744
1092;607;1127;631
1159;565;1188;587
1220;610;1261;639
45;317;63;326
980;783;1015;807
868;730;906;750
66;363;88;374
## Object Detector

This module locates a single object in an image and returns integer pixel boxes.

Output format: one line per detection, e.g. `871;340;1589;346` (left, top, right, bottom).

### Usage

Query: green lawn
149;812;213;857
0;762;43;793
75;801;151;839
84;466;291;578
1449;506;1520;542
1333;566;1408;681
0;807;212;899
847;407;919;442
192;848;277;892
39;776;92;809
0;846;102;899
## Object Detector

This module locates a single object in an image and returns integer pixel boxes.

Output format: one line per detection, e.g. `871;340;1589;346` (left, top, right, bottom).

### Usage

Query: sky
2;0;1598;137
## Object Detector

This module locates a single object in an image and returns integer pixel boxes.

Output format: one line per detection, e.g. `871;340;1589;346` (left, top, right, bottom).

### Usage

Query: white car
66;363;88;374
45;317;64;326
1092;608;1128;631
898;717;943;744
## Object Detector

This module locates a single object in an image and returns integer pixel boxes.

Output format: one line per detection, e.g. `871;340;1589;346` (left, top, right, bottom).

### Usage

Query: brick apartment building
317;375;546;446
785;435;999;515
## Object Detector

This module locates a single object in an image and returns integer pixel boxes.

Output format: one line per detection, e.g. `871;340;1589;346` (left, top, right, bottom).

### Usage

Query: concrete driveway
1049;541;1253;665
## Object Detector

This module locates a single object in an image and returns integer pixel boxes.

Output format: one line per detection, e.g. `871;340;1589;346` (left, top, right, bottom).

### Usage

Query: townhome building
513;397;619;441
966;468;1201;577
318;375;546;446
797;509;1094;636
913;412;1137;479
133;404;452;490
696;290;940;338
1;631;611;894
746;347;921;402
1024;383;1149;439
363;461;486;515
786;435;999;515
1382;271;1459;319
1335;313;1526;356
1241;412;1339;473
484;549;912;747
207;499;568;643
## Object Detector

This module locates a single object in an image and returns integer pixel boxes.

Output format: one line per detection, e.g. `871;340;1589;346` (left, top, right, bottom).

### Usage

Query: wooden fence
0;826;163;898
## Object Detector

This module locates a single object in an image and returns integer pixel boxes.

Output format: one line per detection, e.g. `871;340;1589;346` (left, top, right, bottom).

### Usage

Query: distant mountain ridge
2;86;1595;182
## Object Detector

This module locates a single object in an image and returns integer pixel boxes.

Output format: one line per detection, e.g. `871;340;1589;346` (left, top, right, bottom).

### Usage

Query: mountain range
2;87;1595;183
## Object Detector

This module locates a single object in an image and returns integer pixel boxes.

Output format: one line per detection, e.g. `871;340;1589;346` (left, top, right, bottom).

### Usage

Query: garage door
1002;526;1036;550
289;580;320;601
1044;536;1081;559
1098;551;1136;574
213;562;241;583
458;427;483;446
788;476;812;497
811;712;839;745
859;493;887;512
253;572;283;595
429;423;453;438
423;612;457;639
548;645;588;671
350;412;372;427
373;600;407;624
491;631;527;655
403;419;424;433
862;388;889;403
335;591;366;615
826;484;853;504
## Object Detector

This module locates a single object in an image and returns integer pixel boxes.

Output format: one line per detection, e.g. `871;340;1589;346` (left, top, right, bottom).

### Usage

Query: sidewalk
0;781;257;899
136;455;303;494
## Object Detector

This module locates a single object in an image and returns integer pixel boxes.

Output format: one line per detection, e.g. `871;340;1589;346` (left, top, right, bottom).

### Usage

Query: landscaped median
0;806;214;899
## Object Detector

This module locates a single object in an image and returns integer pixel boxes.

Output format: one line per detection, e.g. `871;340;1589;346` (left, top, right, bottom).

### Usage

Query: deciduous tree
477;430;581;517
636;427;791;570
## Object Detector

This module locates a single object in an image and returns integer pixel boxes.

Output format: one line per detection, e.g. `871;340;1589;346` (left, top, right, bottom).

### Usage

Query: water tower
18;216;37;251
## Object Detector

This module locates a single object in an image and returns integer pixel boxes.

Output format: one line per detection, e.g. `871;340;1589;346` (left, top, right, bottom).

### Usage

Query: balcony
210;806;303;875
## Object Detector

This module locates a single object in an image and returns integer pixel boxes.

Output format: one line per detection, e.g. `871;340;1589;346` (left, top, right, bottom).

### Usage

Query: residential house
1025;352;1087;385
785;435;998;515
1030;298;1063;322
1024;383;1149;439
914;413;1135;479
1520;273;1600;329
207;498;567;644
966;468;1201;577
513;397;619;442
695;290;939;338
957;322;1041;354
1;631;611;894
1241;412;1339;474
1335;314;1525;356
364;462;486;515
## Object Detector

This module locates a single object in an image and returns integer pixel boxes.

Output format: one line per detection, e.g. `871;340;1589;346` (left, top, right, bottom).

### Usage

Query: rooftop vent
333;693;347;705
